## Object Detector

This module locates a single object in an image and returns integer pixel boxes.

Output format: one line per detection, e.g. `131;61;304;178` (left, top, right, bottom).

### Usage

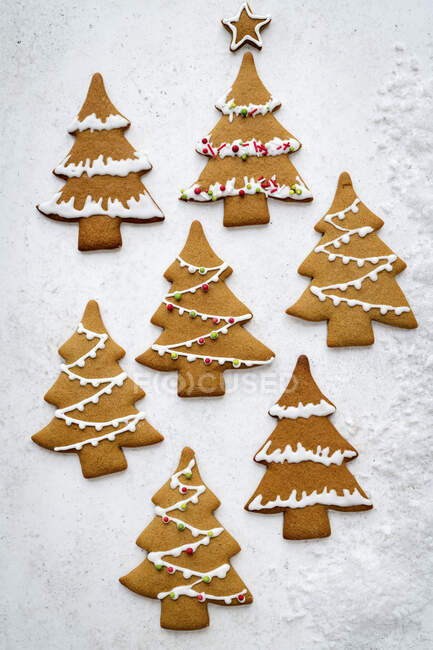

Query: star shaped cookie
222;2;271;52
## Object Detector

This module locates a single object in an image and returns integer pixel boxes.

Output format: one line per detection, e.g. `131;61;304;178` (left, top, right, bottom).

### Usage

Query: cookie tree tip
180;52;312;227
245;355;372;539
136;220;274;397
120;447;252;630
287;173;418;346
37;73;164;251
32;300;163;478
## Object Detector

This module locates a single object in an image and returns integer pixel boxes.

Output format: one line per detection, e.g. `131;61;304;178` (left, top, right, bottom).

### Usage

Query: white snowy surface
1;1;433;648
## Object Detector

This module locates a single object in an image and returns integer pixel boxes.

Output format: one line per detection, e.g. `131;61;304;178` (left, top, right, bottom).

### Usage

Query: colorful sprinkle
155;564;163;571
212;317;220;324
208;530;214;537
202;138;208;144
186;547;193;555
239;189;245;197
171;352;179;360
232;145;239;153
177;522;185;530
181;487;187;493
189;310;197;318
220;185;226;191
168;567;174;574
194;187;201;195
199;267;206;274
203;576;211;583
166;303;174;311
180;504;187;511
210;331;218;340
208;190;213;196
169;592;176;598
228;317;235;324
201;283;209;292
238;594;245;602
256;187;261;193
233;359;241;368
204;358;211;365
241;108;248;116
163;516;169;523
198;337;205;345
185;472;192;479
174;292;182;301
246;183;252;189
296;189;302;195
197;594;204;601
241;154;248;161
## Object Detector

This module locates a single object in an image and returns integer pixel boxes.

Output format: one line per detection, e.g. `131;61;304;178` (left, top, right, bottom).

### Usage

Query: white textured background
1;1;432;648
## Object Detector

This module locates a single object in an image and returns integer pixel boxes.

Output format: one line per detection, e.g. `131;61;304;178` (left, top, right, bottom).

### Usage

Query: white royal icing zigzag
54;152;151;178
53;323;146;452
150;459;247;604
311;198;410;315
215;87;281;122
248;487;372;511
38;191;163;220
181;175;312;202
153;257;274;368
196;136;300;159
68;113;130;133
255;440;357;467
269;399;335;420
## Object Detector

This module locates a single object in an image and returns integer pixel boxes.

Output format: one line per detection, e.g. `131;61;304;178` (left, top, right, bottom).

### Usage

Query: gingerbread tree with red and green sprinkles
120;447;253;630
180;52;313;226
136;220;274;397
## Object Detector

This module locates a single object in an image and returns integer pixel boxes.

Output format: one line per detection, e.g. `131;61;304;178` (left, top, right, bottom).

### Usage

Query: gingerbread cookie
222;2;271;52
287;172;418;346
180;52;312;226
245;355;372;539
38;73;164;251
136;220;274;397
32;300;163;478
120;446;253;630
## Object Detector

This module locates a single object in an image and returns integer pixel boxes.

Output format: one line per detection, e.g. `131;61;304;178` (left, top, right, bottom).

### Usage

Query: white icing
215;88;281;122
255;440;357;467
311;198;410;315
180;175;312;201
38;191;163;220
196;136;300;159
222;2;271;51
150;458;247;604
68;113;130;133
154;257;274;368
248;487;372;511
53;323;146;452
269;399;335;420
54;152;151;178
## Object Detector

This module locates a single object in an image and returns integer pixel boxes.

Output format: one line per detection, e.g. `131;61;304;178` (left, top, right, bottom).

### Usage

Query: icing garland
149;459;247;604
68;113;130;133
269;399;335;420
311;199;410;315
54;152;151;178
38;190;163;220
215;87;280;122
53;323;146;452
180;175;312;202
196;136;300;160
255;440;357;467
152;257;274;368
247;488;372;511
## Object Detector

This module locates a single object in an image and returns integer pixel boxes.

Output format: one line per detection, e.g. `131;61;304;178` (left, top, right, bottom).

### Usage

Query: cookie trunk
78;215;122;251
177;367;225;397
283;505;331;540
160;596;210;630
223;194;270;227
327;311;375;347
77;441;127;478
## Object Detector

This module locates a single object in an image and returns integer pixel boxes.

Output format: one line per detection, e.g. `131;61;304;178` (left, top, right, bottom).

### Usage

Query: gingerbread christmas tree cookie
180;52;312;226
38;73;164;251
287;172;418;346
136;220;274;397
120;447;253;630
245;356;372;539
32;300;163;478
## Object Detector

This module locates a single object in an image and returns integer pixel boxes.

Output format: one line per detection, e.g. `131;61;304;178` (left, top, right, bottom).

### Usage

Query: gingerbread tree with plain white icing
120;446;252;631
180;52;312;226
287;172;418;346
136;220;274;397
38;73;164;251
32;300;163;478
245;355;372;539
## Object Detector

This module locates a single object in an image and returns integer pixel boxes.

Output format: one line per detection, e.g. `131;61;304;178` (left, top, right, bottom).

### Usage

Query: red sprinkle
166;303;173;311
220;185;226;191
186;547;193;555
181;487;187;493
202;138;208;144
202;148;208;154
194;187;201;195
212;317;219;324
232;145;239;153
204;358;211;365
163;516;169;523
197;595;204;601
238;594;245;601
202;283;209;292
271;179;278;187
167;567;174;574
270;188;278;193
217;144;226;152
239;189;245;197
257;175;264;181
208;144;216;158
228;317;235;324
249;108;257;115
198;337;205;345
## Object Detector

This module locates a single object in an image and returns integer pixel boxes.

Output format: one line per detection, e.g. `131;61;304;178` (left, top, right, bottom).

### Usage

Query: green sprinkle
230;102;236;109
289;189;295;195
233;359;240;367
208;190;213;196
241;154;248;161
174;292;182;301
291;185;296;190
255;187;261;193
177;522;185;529
212;196;217;201
289;146;294;152
180;504;187;511
203;576;211;583
241;108;248;116
199;267;206;274
171;352;179;360
185;472;192;479
208;531;214;537
156;564;163;571
296;189;302;195
246;183;252;189
189;310;197;318
169;592;176;599
210;331;218;340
